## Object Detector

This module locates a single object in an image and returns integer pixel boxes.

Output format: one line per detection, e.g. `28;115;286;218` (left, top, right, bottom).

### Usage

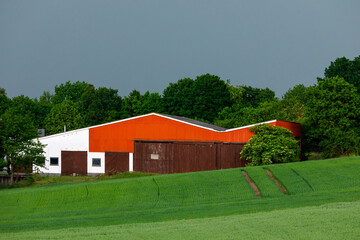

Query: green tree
0;88;11;115
11;95;51;129
214;84;276;128
321;55;360;91
163;74;231;122
52;81;90;104
79;85;123;126
0;108;45;185
44;100;85;135
191;74;231;122
305;76;360;158
140;91;165;114
278;84;309;123
122;90;165;118
240;124;300;166
215;99;281;128
163;78;194;118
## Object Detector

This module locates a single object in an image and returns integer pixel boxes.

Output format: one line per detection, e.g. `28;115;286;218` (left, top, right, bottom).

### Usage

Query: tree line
1;55;360;161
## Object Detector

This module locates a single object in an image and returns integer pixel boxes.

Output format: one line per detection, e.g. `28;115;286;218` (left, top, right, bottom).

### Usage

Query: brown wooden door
105;152;129;173
61;151;87;176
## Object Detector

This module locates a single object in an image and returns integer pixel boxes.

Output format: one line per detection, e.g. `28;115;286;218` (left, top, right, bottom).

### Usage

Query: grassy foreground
1;156;360;239
3;200;359;240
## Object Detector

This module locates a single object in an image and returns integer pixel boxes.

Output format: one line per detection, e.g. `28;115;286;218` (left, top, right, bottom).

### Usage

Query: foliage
279;84;309;123
0;108;45;185
305;76;360;158
122;90;165;117
215;85;276;128
231;85;275;108
0;88;11;116
215;100;281;128
241;124;300;166
11;95;52;129
321;55;360;91
52;81;90;104
163;74;231;122
79;85;123;126
44;100;85;135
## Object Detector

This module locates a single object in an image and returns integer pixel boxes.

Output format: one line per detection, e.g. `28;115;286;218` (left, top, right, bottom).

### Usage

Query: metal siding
134;140;245;174
89;115;301;154
105;152;129;173
61;151;87;176
218;143;246;168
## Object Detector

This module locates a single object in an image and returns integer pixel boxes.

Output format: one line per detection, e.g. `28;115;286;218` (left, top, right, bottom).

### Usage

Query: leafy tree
122;90;144;117
140;91;165;114
0;108;45;185
52;81;90;104
163;74;231;122
39;90;54;104
44;100;85;135
305;76;360;158
79;85;123;126
191;74;231;122
240;124;300;166
215;99;281;128
215;84;276;128
235;85;275;108
10;95;51;129
278;84;309;123
0;88;11;115
122;90;165;118
163;78;195;118
320;55;360;91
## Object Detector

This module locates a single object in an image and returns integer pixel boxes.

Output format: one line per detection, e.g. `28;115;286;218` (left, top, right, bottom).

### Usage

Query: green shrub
240;124;300;166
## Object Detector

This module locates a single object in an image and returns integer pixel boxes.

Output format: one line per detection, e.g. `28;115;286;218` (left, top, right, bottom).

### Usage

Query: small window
50;157;59;166
92;158;101;167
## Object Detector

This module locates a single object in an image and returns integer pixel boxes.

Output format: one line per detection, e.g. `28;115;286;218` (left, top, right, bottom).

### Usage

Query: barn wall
61;151;88;176
89;114;301;154
37;129;89;174
88;152;105;174
134;140;246;174
89;114;219;153
105;152;129;173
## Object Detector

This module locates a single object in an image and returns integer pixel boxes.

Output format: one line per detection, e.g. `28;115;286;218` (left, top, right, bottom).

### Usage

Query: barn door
61;151;87;176
105;152;129;174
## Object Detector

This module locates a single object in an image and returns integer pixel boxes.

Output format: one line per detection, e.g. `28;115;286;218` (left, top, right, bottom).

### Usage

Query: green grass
2;171;156;189
1;156;360;239
2;200;359;240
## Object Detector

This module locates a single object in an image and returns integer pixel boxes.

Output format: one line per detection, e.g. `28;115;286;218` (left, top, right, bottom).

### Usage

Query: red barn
37;113;301;175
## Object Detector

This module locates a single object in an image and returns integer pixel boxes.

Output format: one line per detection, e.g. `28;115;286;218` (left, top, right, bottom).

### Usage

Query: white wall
88;152;105;174
37;129;89;175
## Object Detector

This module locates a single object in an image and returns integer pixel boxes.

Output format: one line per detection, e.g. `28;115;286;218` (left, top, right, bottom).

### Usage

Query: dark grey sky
1;0;359;99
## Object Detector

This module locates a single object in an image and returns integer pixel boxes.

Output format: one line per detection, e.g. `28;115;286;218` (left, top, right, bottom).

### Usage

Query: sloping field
1;156;360;239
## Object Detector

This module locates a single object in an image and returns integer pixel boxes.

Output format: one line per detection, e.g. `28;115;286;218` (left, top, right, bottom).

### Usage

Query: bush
240;124;300;166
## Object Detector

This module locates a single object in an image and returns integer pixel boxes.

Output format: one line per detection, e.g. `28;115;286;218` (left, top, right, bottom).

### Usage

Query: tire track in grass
241;170;262;197
290;168;314;191
263;168;288;195
152;177;160;208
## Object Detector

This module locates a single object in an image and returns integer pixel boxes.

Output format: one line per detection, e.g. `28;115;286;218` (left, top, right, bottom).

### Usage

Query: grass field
1;156;360;239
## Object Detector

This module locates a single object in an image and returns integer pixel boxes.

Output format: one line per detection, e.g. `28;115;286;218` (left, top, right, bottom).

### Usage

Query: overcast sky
1;0;359;99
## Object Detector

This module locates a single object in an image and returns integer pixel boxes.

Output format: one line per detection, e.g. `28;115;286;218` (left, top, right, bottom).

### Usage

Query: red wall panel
89;114;301;153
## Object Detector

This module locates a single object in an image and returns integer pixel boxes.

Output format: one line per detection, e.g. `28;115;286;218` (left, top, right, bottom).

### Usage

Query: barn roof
160;114;227;132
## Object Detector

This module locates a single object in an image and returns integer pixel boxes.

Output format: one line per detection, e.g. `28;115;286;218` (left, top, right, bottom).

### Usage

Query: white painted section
129;153;133;172
88;152;105;174
225;120;277;132
37;129;89;174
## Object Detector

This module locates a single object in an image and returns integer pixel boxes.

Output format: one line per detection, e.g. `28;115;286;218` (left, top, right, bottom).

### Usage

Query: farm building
36;113;301;175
